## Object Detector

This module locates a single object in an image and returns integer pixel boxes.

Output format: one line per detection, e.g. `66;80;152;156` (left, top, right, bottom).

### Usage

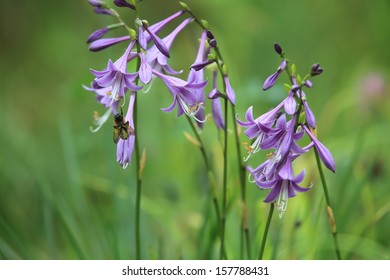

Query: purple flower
284;90;297;115
302;93;316;128
138;52;152;84
146;18;192;75
86;27;111;44
224;75;236;105
188;30;208;126
263;60;287;91
91;40;142;105
301;125;335;172
139;10;186;49
142;24;170;58
113;0;135;10
311;63;324;76
237;102;285;160
89;35;131;52
88;0;115;16
208;71;224;130
258;156;310;218
117;92;136;168
152;69;207;122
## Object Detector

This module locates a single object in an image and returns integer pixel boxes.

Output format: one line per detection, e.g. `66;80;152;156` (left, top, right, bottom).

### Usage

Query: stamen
90;107;113;133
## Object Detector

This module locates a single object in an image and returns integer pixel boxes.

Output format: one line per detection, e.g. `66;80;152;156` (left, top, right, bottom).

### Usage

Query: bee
113;108;134;144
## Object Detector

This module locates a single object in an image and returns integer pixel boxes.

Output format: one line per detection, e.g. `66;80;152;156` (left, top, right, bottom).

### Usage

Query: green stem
231;106;250;259
314;148;342;260
258;203;274;260
133;22;142;258
220;98;228;260
185;116;221;226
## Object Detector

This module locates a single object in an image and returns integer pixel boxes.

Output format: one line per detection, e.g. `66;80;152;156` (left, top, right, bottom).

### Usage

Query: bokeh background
1;0;389;259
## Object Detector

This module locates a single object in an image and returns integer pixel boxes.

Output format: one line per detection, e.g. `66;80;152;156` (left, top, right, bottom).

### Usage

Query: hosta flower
113;0;135;10
138;10;186;50
237;102;285;160
258;156;310;218
91;40;142;105
152;69;207;122
117;92;136;168
301;125;335;172
88;35;131;52
188;30;208;126
88;0;115;16
145;18;193;75
208;71;224;130
263;60;287;91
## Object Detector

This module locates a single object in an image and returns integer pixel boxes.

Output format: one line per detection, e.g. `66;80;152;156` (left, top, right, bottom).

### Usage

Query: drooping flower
91;40;142;105
146;18;193;75
258;156;310;218
152;69;207;122
113;0;135;10
188;30;208;127
301;125;335;173
224;75;236;105
88;0;115;16
86;27;111;44
208;71;225;130
236;102;285;160
117;92;136;168
263;60;287;91
138;10;186;50
89;35;131;52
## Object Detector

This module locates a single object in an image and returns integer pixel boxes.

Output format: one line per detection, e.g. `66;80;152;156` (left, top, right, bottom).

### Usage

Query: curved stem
314;148;342;260
258;203;274;260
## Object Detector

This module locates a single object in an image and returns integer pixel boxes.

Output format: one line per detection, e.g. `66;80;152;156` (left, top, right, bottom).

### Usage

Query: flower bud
179;1;191;11
113;0;135;10
274;43;283;55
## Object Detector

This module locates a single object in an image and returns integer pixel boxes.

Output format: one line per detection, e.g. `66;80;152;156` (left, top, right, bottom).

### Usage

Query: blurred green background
1;0;389;259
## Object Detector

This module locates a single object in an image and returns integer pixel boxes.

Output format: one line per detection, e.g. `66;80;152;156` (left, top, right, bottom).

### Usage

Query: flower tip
113;0;136;10
274;43;283;55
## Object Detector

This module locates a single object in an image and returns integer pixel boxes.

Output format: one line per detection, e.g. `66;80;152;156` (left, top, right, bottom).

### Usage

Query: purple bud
88;0;105;8
89;35;130;51
263;72;279;91
208;39;217;48
224;75;236;105
206;30;214;39
302;125;335;172
86;27;110;44
274;43;283;55
143;25;170;58
113;0;135;10
191;59;215;71
311;63;323;76
304;80;313;88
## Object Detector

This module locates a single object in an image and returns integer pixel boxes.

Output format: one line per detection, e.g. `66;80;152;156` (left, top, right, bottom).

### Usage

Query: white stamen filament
276;181;289;219
177;98;207;123
90;107;113;133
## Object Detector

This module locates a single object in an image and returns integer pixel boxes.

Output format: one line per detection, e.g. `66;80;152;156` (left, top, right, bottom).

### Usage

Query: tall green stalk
314;148;342;260
258;203;274;260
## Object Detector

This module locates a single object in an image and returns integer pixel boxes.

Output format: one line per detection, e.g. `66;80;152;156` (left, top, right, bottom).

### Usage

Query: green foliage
0;0;389;259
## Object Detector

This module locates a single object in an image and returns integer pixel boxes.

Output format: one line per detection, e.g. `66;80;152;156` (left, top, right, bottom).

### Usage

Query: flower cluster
237;43;334;218
84;0;219;167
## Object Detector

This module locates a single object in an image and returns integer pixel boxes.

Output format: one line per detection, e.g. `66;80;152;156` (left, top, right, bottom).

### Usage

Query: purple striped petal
89;36;130;52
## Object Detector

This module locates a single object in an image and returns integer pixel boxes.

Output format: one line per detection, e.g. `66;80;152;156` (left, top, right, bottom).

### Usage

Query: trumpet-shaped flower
152;69;207;122
146;18;193;75
258;156;310;218
91;40;142;105
117;92;136;168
